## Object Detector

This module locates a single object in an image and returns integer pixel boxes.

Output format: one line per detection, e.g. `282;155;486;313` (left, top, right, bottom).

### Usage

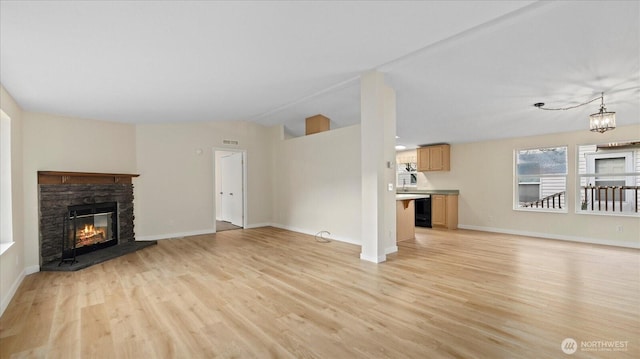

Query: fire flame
76;225;105;245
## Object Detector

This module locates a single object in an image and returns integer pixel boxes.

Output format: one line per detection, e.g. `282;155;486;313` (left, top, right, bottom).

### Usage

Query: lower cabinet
396;200;416;241
431;194;458;229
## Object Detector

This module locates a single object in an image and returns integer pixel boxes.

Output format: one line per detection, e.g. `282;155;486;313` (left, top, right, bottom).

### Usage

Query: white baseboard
244;222;273;229
1;268;26;317
25;265;39;275
270;223;361;246
272;223;395;262
136;223;280;241
458;224;640;249
360;246;396;262
0;264;40;317
136;229;216;241
360;252;386;263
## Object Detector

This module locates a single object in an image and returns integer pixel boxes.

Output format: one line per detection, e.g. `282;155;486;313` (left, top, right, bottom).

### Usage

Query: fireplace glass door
65;202;118;257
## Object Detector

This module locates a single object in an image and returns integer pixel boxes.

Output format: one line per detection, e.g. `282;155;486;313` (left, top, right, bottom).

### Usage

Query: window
594;157;627;200
397;162;417;188
396;150;417;189
515;146;567;211
578;142;639;215
0;109;14;254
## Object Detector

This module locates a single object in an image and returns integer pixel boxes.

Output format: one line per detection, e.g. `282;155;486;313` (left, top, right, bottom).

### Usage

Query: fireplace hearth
38;171;154;270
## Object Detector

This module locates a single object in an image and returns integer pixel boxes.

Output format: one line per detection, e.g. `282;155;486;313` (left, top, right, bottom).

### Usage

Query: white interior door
220;152;244;227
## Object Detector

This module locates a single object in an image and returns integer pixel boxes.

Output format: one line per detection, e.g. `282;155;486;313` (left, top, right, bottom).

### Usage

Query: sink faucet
402;179;408;192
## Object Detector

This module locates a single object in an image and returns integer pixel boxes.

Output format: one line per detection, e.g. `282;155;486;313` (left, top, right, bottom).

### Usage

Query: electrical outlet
388;183;394;191
616;225;624;233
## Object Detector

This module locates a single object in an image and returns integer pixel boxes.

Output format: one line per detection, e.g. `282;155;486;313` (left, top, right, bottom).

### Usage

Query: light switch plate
388;183;394;191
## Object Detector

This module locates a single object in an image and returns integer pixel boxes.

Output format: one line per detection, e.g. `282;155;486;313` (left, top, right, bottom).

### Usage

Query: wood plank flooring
216;221;243;232
1;226;638;358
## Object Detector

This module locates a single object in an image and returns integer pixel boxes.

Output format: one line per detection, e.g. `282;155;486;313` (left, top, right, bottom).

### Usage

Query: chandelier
534;92;616;133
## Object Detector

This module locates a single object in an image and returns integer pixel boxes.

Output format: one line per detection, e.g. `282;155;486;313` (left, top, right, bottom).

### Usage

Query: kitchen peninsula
396;193;429;241
396;189;460;241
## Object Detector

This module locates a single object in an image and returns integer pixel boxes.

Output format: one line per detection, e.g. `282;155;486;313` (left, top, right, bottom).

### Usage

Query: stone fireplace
38;171;140;266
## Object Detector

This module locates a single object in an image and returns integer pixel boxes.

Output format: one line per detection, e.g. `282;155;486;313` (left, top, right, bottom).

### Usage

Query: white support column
360;71;397;263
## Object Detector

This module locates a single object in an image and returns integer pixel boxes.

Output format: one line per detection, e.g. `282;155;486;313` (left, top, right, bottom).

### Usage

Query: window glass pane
518;184;540;203
517;147;567;175
518;176;540;184
595;157;625;176
397;160;417;187
515;146;567;211
398;172;417;186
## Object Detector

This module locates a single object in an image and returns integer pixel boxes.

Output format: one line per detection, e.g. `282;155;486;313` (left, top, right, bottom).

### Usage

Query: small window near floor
514;146;567;212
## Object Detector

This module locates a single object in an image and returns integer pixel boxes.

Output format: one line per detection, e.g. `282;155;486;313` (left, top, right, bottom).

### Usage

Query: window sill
0;241;15;256
576;210;640;217
513;207;568;214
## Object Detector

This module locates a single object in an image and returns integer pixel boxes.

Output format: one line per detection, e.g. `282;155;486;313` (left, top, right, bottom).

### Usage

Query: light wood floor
1;227;638;358
215;221;242;232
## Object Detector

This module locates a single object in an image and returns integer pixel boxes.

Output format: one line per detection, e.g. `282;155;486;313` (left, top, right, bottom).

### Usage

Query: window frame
396;150;418;189
513;145;568;213
589;153;632;201
396;161;417;189
576;142;640;217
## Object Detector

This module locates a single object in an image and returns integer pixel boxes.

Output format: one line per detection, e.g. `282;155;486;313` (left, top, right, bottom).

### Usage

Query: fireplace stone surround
38;171;140;266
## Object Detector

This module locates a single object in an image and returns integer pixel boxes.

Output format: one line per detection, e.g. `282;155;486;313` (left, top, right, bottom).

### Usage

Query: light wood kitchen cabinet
417;144;450;171
431;194;458;229
396;199;416;242
305;114;330;135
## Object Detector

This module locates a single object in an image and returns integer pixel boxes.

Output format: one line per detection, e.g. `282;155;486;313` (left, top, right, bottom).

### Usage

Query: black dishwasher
415;197;432;228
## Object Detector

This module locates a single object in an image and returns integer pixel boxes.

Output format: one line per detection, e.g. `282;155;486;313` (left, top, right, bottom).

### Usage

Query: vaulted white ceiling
1;1;638;147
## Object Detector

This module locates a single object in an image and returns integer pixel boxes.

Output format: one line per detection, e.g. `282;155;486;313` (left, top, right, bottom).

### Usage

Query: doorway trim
213;148;248;232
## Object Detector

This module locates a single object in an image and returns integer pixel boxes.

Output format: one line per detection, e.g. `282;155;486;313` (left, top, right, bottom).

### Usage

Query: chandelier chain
537;93;603;111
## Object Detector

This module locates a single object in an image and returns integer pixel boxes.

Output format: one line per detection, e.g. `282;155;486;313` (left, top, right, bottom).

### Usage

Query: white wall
0;85;25;316
134;121;272;240
22;112;137;268
417;124;640;247
20;114;274;264
271;124;361;244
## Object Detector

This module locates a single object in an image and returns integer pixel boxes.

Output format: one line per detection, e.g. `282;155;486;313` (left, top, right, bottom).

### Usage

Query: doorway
214;150;246;232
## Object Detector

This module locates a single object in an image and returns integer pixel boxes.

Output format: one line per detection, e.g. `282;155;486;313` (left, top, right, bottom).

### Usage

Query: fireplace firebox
62;202;118;263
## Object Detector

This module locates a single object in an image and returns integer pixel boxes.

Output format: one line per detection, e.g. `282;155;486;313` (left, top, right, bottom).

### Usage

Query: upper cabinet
305;114;330;135
417;144;450;171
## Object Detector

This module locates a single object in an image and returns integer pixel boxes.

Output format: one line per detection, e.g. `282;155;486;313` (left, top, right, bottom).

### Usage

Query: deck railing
523;191;565;209
581;185;640;213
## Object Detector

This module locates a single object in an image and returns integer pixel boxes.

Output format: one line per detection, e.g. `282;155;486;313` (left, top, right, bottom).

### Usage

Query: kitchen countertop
395;193;430;201
396;189;460;195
